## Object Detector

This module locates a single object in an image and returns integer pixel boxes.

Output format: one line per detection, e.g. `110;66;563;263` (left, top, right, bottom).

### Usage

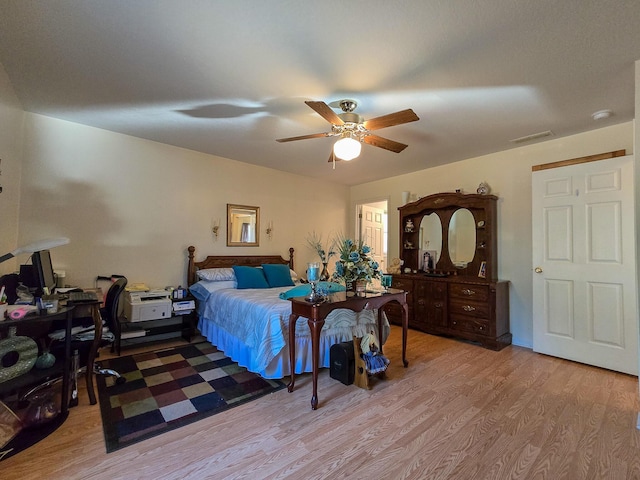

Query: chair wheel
115;377;126;385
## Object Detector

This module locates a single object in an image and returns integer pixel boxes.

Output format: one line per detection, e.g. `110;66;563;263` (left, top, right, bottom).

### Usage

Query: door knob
534;267;543;273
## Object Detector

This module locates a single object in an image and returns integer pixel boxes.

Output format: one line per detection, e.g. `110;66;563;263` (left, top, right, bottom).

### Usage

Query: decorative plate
0;335;39;383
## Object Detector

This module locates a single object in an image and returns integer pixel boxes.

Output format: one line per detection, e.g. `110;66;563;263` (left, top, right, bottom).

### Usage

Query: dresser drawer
449;283;490;302
391;277;413;304
450;315;491;336
391;277;413;292
449;300;490;319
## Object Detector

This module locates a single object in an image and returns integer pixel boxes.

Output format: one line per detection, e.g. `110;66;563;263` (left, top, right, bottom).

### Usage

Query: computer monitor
32;250;56;295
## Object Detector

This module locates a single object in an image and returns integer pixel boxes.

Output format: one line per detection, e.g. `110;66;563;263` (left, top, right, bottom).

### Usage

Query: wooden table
287;288;409;409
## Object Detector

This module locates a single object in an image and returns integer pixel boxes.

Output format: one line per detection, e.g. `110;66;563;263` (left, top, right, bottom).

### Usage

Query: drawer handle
434;302;443;308
461;289;475;296
462;305;476;312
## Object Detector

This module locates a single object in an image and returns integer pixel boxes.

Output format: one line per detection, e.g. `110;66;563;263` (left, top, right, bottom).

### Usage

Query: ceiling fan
276;99;419;162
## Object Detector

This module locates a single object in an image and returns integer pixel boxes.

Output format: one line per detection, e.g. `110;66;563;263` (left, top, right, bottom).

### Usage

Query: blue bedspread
196;285;388;378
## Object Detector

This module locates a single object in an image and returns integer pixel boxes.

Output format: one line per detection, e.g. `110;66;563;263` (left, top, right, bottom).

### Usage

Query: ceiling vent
509;130;554;144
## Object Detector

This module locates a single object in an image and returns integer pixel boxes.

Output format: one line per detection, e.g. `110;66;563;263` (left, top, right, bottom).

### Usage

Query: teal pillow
261;264;295;288
232;266;269;289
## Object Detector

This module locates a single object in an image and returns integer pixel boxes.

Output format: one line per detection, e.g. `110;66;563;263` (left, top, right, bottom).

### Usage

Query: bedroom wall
350;122;635;348
0;63;24;276
15;113;350;288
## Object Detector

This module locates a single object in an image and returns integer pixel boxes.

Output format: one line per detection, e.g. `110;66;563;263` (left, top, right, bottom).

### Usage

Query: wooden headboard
187;246;295;286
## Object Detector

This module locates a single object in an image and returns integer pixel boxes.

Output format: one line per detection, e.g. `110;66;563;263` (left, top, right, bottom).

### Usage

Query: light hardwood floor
3;327;640;480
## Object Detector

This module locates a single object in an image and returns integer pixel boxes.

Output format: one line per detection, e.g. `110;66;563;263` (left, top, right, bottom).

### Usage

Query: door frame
531;150;638;375
355;197;389;274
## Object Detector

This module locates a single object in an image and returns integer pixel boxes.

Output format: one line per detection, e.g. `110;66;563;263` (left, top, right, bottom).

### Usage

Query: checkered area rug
96;342;286;453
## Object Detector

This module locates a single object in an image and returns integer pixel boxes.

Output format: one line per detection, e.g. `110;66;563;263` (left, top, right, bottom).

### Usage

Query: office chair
81;277;128;405
105;277;127;357
60;277;128;405
0;273;19;305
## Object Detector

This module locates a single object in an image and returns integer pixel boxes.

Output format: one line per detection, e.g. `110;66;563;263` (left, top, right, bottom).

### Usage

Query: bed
186;246;389;379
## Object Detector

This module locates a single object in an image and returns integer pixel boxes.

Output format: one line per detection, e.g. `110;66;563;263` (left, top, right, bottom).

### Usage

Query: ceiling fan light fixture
333;136;361;160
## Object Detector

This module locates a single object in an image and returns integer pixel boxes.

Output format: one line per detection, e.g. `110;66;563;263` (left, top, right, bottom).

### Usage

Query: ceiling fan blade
363;109;419;131
276;132;330;142
305;101;344;125
364;134;408;153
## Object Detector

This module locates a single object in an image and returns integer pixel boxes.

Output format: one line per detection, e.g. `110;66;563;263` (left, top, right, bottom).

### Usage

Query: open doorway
356;199;388;274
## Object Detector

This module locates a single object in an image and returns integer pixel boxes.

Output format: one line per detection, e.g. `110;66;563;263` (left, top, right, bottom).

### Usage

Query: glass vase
320;263;329;281
306;262;324;303
36;337;56;369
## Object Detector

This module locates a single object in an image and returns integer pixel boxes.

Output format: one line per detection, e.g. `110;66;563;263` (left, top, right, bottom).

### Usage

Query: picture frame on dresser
422;250;437;271
478;261;487;278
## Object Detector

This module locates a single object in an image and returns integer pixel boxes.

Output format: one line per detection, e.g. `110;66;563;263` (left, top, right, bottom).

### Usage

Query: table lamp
0;237;70;264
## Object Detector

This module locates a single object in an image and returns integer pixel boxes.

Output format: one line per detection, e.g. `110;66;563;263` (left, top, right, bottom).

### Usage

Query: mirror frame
398;192;498;281
227;204;260;247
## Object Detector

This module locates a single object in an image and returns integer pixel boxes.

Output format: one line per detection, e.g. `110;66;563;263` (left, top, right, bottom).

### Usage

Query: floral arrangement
306;232;336;264
332;235;381;288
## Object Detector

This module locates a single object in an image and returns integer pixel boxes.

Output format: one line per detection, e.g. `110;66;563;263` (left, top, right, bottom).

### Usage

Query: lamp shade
333;137;361;161
0;237;70;264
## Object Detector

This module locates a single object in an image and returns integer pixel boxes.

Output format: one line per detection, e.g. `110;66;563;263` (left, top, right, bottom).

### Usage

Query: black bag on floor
330;341;355;385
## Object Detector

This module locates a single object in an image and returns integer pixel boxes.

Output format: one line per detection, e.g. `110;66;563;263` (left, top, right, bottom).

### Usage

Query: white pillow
200;280;237;291
196;268;236;282
189;280;237;302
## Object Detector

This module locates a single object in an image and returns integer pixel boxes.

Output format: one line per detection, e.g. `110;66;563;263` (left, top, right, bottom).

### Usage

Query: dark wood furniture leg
286;312;325;409
61;308;73;412
287;313;299;393
307;317;325;410
379;301;409;367
85;304;102;405
401;302;409;367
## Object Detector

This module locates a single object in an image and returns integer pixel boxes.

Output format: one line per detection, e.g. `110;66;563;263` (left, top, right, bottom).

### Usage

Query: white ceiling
1;1;639;186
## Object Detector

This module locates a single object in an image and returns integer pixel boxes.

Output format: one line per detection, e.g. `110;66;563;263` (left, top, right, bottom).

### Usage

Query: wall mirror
448;208;476;267
227;204;260;247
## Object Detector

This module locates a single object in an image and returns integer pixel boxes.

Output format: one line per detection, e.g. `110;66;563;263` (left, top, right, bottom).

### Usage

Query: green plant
306;231;336;264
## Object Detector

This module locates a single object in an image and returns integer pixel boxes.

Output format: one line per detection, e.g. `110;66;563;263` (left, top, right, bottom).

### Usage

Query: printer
123;289;172;322
172;299;195;315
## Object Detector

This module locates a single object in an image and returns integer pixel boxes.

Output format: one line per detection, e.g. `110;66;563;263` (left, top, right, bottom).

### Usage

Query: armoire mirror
448;208;476;268
419;213;442;269
399;192;498;280
227;204;260;247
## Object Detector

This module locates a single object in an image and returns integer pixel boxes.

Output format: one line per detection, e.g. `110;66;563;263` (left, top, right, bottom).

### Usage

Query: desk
287;288;409;410
0;306;74;462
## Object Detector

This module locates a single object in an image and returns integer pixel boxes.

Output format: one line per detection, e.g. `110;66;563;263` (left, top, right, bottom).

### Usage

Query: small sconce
212;219;220;240
266;221;273;240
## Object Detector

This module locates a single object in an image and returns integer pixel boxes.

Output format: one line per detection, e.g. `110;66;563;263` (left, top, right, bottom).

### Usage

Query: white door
360;204;386;273
532;155;637;375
